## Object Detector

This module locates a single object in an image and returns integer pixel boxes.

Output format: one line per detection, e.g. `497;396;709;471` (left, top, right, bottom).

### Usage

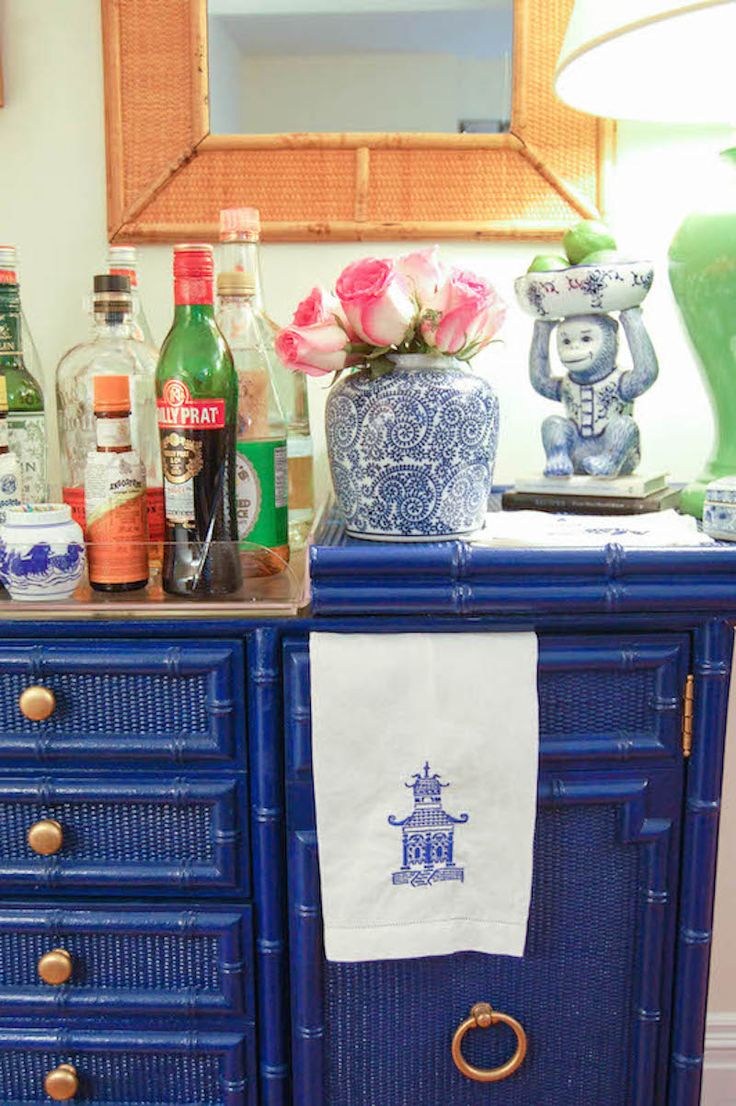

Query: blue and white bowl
514;261;654;320
325;354;499;541
0;504;86;601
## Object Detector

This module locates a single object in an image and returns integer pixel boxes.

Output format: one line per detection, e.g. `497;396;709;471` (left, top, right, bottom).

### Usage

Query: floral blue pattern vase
325;354;499;540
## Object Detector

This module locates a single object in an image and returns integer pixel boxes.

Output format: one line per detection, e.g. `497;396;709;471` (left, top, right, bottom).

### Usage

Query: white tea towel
473;509;713;548
310;632;539;962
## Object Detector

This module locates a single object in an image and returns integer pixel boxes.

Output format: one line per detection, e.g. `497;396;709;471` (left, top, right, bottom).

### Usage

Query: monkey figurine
529;306;659;478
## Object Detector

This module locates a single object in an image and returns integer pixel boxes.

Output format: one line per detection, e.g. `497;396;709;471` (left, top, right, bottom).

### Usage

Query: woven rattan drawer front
0;775;248;896
0;641;243;766
0;904;253;1017
0;1026;255;1106
538;635;689;760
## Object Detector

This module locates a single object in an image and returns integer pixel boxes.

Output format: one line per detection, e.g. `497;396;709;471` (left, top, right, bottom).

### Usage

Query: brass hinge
682;674;695;759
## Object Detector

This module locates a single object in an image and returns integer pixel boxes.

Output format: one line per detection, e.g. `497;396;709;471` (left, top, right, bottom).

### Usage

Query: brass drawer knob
451;1002;528;1083
38;948;73;985
19;685;56;722
44;1064;78;1101
27;818;63;856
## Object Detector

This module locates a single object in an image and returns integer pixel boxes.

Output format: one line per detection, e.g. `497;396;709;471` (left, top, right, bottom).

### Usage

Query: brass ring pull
38;948;73;985
44;1063;79;1101
451;1002;528;1083
19;685;56;722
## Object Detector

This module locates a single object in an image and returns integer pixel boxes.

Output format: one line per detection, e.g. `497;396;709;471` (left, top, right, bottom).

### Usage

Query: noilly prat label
236;439;288;549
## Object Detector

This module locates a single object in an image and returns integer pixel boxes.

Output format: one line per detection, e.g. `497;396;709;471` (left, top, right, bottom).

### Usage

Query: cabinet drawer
0;904;253;1017
0;1026;255;1106
0;641;244;766
0;775;248;896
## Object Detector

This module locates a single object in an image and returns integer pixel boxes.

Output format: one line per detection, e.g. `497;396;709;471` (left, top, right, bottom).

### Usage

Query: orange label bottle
84;374;149;591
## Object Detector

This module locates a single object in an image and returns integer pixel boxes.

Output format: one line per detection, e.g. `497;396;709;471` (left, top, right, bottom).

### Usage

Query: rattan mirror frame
101;0;614;242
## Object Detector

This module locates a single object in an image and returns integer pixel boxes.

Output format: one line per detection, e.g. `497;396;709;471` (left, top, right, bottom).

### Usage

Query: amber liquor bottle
156;244;242;597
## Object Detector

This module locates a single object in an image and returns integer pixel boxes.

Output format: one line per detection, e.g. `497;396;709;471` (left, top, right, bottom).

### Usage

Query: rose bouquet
275;247;506;378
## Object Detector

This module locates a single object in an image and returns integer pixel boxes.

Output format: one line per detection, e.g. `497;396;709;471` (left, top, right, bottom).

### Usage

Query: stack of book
503;473;678;515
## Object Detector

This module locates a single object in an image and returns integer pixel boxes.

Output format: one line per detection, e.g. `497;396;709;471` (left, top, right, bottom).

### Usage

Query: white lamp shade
555;0;736;123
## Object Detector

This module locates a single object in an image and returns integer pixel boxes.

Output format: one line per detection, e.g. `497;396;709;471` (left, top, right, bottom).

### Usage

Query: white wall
1;0;735;1026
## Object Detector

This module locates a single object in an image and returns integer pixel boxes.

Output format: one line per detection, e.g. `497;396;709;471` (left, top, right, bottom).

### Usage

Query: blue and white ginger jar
325;354;499;540
0;504;86;601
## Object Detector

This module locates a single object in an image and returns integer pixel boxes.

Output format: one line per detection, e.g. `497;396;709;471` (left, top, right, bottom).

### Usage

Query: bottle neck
92;312;135;339
173;302;216;324
220;239;264;310
95;410;132;452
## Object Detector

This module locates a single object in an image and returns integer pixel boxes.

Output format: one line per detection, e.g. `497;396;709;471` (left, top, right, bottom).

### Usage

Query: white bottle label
0;451;21;523
8;412;47;502
95;417;132;450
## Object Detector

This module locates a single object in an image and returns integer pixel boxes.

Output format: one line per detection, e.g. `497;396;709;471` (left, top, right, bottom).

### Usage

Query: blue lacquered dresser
0;514;734;1106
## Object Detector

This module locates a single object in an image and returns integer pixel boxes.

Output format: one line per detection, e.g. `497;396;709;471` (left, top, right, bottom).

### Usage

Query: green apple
563;220;618;265
579;248;622;265
527;254;569;273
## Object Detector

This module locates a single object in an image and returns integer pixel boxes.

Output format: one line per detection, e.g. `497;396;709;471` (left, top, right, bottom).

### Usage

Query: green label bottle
216;269;289;577
0;271;47;503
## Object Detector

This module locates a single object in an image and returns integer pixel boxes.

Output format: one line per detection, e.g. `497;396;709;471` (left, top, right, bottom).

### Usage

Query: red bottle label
157;379;225;429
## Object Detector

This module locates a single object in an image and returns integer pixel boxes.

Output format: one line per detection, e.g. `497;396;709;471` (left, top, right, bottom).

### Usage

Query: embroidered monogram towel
310;632;539;962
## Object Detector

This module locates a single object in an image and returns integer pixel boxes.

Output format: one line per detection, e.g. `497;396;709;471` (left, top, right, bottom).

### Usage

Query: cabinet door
284;634;688;1106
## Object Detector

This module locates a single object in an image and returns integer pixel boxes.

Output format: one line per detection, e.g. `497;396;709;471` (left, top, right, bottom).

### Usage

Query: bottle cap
219;207;261;242
93;374;131;414
173;243;214;278
0;376;7;412
0;246;18;285
108;245;139;285
93;273;132;314
217;270;256;297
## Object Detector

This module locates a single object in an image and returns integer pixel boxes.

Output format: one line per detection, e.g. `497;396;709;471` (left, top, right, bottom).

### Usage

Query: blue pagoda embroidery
388;762;469;887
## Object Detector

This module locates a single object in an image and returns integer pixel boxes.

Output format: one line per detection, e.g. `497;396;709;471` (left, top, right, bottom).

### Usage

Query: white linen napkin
473;509;713;548
310;632;539;962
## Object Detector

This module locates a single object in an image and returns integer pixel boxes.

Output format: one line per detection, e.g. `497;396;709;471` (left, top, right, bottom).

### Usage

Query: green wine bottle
156;244;242;597
0;258;47;503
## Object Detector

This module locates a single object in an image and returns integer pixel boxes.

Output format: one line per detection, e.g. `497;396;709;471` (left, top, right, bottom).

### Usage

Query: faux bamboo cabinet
0;514;734;1106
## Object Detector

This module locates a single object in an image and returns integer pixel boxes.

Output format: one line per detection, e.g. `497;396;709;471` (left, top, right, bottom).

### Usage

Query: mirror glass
207;1;513;135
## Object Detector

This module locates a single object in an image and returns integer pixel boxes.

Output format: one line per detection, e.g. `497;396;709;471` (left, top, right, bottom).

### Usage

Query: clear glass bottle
216;270;289;576
56;274;163;543
108;245;155;347
0;376;21;524
0;246;47;502
219;207;315;547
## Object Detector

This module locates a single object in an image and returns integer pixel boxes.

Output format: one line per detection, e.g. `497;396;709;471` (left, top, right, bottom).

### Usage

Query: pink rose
335;257;415;348
292;286;351;332
422;268;506;356
275;321;353;378
396;247;446;307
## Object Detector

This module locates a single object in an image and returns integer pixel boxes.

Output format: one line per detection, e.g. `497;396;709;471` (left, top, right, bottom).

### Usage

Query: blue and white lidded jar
703;476;736;541
0;504;86;601
325;354;499;541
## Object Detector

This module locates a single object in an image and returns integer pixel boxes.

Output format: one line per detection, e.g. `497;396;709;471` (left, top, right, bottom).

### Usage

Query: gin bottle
0;247;47;502
219;207;315;547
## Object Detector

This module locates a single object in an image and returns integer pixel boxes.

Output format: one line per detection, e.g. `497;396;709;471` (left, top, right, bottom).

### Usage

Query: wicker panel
540;668;656;738
117;0;200;206
0;931;220;993
325;806;639;1105
0;798;213;863
140;148;358;224
0;1048;222;1105
368;148;579;225
2;670;210;738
